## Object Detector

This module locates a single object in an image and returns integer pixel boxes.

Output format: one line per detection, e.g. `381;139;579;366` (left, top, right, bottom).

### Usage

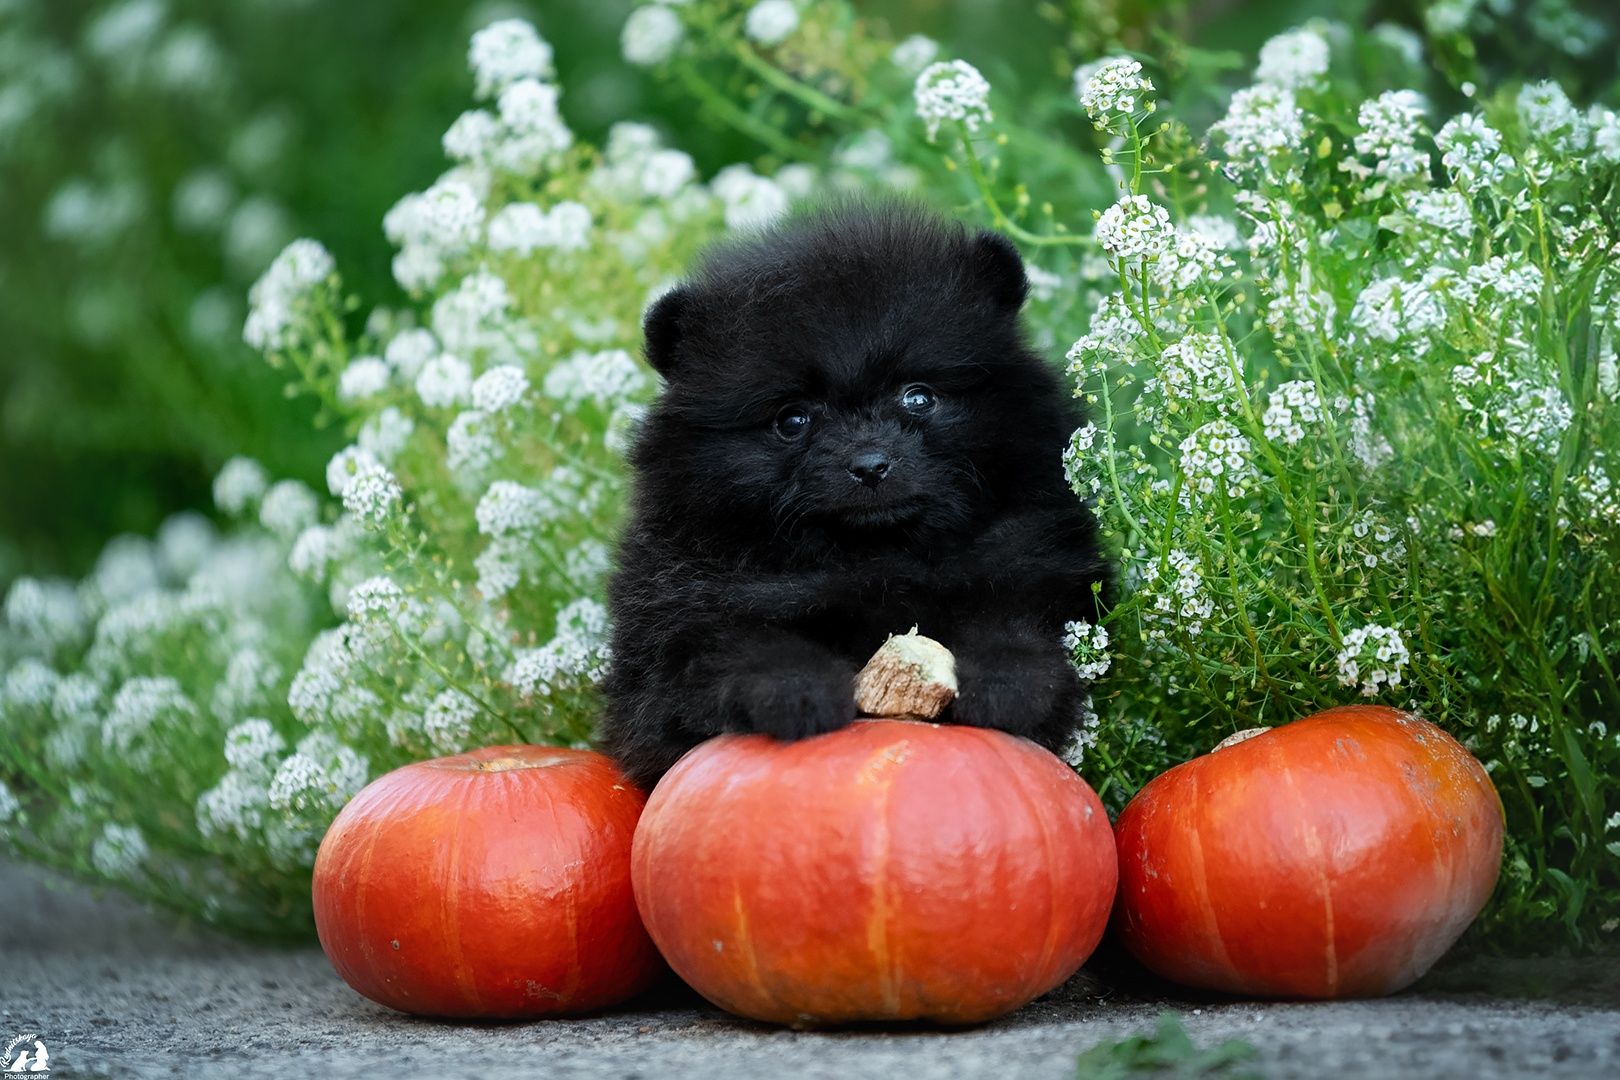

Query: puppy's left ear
642;286;692;379
970;229;1029;312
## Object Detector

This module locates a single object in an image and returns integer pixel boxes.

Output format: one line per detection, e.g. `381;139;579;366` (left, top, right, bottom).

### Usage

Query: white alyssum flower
468;19;554;100
447;410;503;478
913;60;993;142
493;78;574;173
471;365;529;413
243;239;334;352
213;456;268;515
341;463;404;530
1210;84;1304;179
1435;113;1510;189
505;598;612;697
325;445;381;497
1336;624;1412;697
1262;380;1324;445
4;577;85;653
1517;80;1588;152
745;0;799;47
258;480;318;539
1350;271;1449;351
1500;383;1573;455
1178;419;1257;500
0;779;21;826
384;328;438;381
891;33;938;74
487;200;592;254
1254;27;1330;88
1095;195;1175;261
268;733;369;816
415;352;473;408
1154;227;1235;292
1062;620;1112;681
1077;57;1154;125
1352;90;1429;188
476;480;553;537
1184;214;1244;251
91;822;148;877
337;356;390;402
358;406;415;463
711;164;789;230
1059;697;1102;768
1141;549;1217;639
212;649;284;723
543;348;650;409
223;718;287;776
443;109;500;162
1156;332;1238;409
622;5;683;67
423;688;478;753
102;676;196;757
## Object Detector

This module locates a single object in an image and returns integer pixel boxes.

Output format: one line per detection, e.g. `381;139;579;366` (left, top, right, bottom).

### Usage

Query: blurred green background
4;0;1614;581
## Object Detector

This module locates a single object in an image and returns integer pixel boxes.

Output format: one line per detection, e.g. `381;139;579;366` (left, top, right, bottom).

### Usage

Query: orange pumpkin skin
1114;706;1504;999
312;745;662;1018
632;719;1118;1026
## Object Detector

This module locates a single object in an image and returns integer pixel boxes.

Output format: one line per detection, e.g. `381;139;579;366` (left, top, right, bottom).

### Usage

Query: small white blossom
1062;620;1112;681
341;463;404;530
337;356;390;402
744;0;799;47
1077;57;1154;125
891;34;939;74
358;406;415;463
471;365;529;413
1262;380;1324;446
259;480;318;539
1095;195;1175;261
325;445;381;497
468;19;555;99
213;456;268;515
243;239;335;352
1255;27;1330;89
1336;624;1412;697
543;348;650;409
91;822;148;877
1210;84;1304;179
1178;419;1257;501
622;5;683;67
384;328;438;381
913;60;993;142
415;352;473;408
423;689;478;753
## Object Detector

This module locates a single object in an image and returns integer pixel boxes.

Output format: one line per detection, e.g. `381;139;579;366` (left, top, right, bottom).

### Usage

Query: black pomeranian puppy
600;197;1108;788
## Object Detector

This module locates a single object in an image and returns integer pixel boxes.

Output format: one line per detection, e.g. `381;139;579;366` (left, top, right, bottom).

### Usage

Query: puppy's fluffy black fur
600;197;1108;788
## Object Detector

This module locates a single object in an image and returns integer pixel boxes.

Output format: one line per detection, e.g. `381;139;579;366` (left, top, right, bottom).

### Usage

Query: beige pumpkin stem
1214;726;1272;751
854;628;958;721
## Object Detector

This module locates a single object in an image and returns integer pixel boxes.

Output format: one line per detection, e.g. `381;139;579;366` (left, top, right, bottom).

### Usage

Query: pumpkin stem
1213;726;1272;751
854;628;958;721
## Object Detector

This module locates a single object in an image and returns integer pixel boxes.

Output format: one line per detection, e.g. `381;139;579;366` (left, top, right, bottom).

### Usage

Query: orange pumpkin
313;745;662;1018
632;719;1118;1026
1113;705;1503;998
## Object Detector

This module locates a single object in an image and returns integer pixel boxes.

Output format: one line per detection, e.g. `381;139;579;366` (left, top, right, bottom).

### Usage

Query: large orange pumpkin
312;745;662;1018
1113;705;1503;999
632;719;1118;1026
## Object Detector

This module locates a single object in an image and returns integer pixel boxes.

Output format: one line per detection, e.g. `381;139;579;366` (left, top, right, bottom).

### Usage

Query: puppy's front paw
952;646;1076;738
720;666;856;742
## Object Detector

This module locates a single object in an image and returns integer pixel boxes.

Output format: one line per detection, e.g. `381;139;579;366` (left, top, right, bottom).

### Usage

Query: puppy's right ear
642;286;692;380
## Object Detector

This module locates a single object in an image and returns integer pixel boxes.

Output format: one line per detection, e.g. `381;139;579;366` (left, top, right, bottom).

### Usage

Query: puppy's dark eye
900;384;937;415
774;404;812;440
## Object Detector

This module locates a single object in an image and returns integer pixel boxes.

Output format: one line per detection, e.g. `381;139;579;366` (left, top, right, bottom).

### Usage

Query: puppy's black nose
848;452;890;487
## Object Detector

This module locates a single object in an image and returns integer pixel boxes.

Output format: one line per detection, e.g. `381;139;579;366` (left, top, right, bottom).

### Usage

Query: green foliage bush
1;0;1615;951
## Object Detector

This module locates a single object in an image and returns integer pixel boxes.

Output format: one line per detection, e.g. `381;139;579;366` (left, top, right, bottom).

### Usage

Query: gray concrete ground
4;862;1618;1080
